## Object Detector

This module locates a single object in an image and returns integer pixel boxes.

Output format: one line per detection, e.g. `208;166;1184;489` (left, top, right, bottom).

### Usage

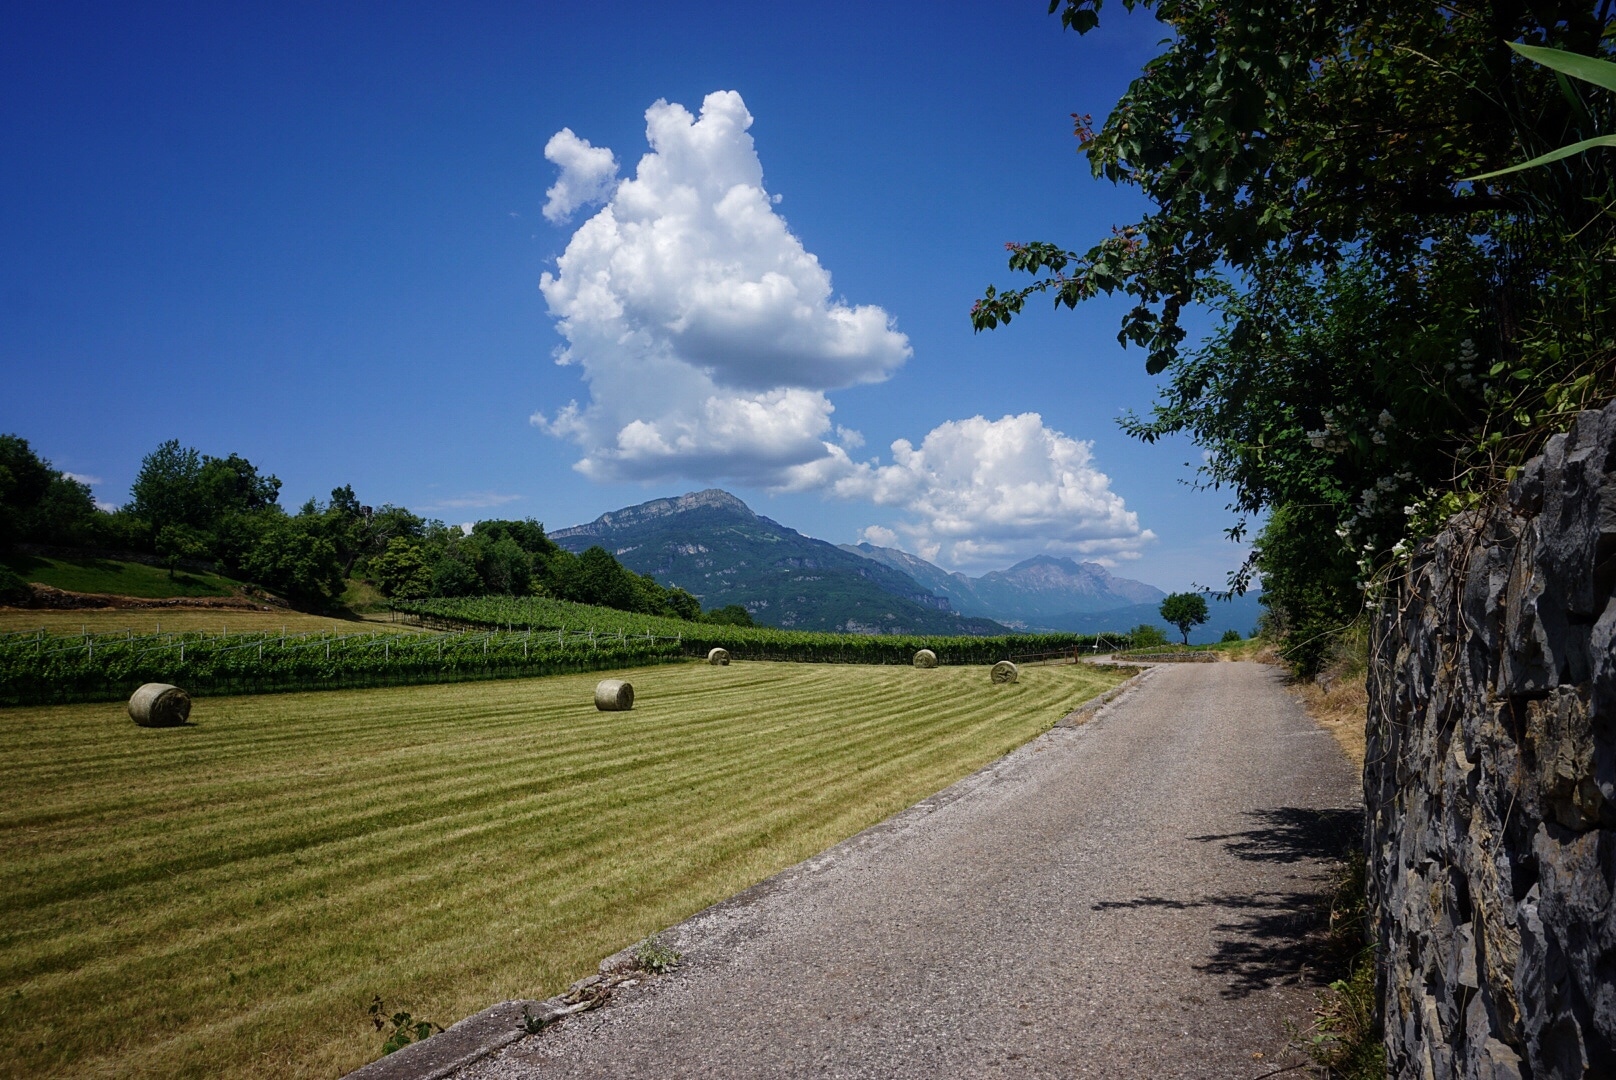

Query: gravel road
458;661;1361;1079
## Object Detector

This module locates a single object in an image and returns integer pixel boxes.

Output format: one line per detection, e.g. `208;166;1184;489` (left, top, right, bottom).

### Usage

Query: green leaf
1464;135;1616;181
1510;42;1616;94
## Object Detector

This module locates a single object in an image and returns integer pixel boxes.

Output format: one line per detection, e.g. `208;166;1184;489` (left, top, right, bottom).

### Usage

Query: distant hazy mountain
841;544;1165;623
1030;593;1267;642
550;490;1009;635
839;542;1262;643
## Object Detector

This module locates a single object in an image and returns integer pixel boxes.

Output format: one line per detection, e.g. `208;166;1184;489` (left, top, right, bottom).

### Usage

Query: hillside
549;491;1007;635
841;544;1164;623
1;552;243;600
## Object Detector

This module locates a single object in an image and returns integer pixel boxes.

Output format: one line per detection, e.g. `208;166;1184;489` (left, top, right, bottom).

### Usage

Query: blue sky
0;1;1249;591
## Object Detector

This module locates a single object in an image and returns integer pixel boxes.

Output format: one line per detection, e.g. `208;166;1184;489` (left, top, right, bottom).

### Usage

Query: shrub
1128;624;1168;649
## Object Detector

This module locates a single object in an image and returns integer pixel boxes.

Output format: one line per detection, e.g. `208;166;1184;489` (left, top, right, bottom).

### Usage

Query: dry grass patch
1295;676;1368;769
0;659;1126;1080
1287;627;1369;770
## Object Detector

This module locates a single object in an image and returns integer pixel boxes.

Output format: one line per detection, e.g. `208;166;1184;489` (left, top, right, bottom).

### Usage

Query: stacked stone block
1368;405;1616;1078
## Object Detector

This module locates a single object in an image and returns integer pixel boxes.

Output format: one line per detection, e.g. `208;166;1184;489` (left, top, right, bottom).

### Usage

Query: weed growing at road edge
633;936;682;974
369;997;444;1055
1303;852;1384;1079
521;1005;551;1034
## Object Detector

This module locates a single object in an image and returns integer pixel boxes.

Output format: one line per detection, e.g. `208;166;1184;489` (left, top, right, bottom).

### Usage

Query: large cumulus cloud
534;90;908;483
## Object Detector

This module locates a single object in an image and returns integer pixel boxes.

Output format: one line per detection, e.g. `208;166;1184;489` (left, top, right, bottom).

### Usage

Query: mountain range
551;489;1263;641
838;543;1163;624
548;490;1007;635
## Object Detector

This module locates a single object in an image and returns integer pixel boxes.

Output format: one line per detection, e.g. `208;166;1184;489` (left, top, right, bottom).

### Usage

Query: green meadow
0;659;1126;1079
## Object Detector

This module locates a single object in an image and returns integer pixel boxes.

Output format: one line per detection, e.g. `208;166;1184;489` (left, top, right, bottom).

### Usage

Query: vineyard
394;595;1122;665
0;623;684;706
0;596;1139;706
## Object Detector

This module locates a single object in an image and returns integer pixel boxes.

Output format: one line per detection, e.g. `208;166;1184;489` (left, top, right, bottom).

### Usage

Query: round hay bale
594;679;635;711
990;661;1019;685
912;648;938;669
128;683;191;727
707;647;730;666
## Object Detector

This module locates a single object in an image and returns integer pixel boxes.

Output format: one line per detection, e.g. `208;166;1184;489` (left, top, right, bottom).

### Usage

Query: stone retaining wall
1367;405;1616;1078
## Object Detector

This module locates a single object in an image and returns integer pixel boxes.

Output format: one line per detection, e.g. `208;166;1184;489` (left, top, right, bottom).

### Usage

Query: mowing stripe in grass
0;660;1125;1079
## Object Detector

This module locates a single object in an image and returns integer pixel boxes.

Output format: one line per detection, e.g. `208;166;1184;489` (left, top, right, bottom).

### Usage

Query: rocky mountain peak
552;489;755;540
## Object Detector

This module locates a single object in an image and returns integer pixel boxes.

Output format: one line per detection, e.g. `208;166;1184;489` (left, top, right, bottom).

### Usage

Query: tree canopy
0;435;714;621
975;0;1616;671
1159;592;1210;644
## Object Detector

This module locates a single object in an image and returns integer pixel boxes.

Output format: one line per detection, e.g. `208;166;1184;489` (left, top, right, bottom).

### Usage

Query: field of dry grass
0;659;1126;1079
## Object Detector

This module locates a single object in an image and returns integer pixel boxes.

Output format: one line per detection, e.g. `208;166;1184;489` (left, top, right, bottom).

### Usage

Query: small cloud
63;472;102;486
860;524;898;547
460;522;475;535
835;425;865;450
542;128;619;224
94;499;119;512
421;492;525;511
509;211;521;218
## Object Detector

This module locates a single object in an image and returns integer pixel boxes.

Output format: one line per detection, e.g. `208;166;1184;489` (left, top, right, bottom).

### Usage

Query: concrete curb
345;948;643;1080
341;668;1149;1080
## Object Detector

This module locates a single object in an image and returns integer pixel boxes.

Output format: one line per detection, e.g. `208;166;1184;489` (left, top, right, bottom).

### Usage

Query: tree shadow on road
1188;806;1361;864
1092;806;1365;998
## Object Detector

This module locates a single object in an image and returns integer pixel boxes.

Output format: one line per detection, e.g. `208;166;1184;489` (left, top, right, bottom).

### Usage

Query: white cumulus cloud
535;90;910;484
859;524;899;547
542;129;619;224
823;413;1153;571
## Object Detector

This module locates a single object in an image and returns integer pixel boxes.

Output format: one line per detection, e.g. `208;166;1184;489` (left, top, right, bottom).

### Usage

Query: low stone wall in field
1366;405;1616;1077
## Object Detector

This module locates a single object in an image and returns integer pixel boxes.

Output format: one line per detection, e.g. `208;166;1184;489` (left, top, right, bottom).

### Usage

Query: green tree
474;536;533;595
369;538;435;600
1159;592;1210;645
973;0;1616;671
665;588;701;622
701;604;755;627
0;435;61;548
0;436;102;549
129;440;203;539
154;523;210;580
241;513;344;608
26;474;101;547
556;546;640;610
1128;623;1168;649
430;552;482;598
197;453;280;520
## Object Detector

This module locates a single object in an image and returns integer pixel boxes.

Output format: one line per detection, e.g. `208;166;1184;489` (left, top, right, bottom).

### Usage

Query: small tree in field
1160;592;1210;645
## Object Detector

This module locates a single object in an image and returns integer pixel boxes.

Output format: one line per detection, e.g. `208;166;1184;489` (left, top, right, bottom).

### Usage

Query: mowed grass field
0;659;1127;1080
1;554;243;599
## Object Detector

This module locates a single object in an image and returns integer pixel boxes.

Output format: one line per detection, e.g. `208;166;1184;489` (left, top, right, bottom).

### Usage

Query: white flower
1372;431;1387;445
1377;409;1395;429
